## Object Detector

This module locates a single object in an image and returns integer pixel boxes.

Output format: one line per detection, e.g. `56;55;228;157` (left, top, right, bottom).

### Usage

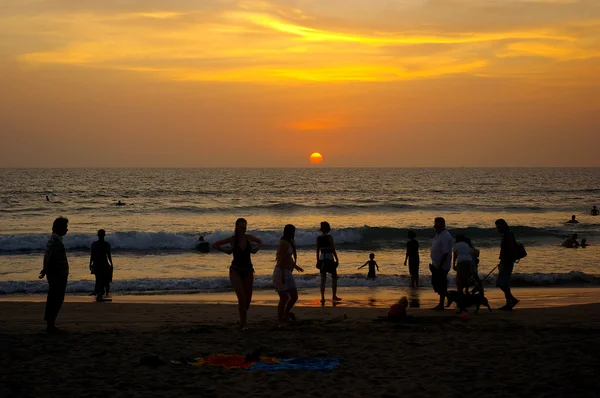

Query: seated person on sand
592;206;599;216
565;215;579;224
562;234;580;248
196;235;211;253
581;239;588;248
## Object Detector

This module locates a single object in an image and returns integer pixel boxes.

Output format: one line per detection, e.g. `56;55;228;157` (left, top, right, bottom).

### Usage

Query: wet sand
1;291;599;397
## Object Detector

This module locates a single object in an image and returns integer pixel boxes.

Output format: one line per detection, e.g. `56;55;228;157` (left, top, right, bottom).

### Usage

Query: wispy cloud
2;0;598;83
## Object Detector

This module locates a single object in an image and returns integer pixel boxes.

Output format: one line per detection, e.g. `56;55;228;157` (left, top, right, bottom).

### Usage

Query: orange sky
1;0;599;167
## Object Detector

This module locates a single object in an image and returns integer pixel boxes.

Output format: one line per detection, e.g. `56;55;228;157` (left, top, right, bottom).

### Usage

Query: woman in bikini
213;218;262;330
316;221;341;304
273;224;304;326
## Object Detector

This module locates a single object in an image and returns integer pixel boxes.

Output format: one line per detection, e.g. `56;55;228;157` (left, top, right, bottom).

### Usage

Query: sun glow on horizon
310;153;324;165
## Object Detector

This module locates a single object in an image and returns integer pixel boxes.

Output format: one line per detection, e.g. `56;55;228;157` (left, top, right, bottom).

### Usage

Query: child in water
358;253;379;279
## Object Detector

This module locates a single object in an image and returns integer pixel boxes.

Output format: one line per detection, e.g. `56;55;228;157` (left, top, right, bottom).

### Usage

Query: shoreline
2;286;599;309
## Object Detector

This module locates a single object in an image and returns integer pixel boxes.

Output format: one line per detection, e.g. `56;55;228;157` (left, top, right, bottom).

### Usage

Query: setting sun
310;153;324;165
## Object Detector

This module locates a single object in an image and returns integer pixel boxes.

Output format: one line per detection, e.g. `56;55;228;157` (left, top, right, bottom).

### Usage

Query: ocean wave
0;225;592;253
1;272;598;294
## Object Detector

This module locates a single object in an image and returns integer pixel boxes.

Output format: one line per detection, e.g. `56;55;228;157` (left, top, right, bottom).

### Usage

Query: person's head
282;224;296;242
582;238;587;245
52;217;69;236
234;218;247;237
593;206;597;209
572;215;576;220
97;229;106;240
198;235;204;241
320;221;331;234
369;253;375;260
572;234;578;240
408;230;416;239
455;234;466;243
464;236;473;248
434;217;446;233
495;219;509;234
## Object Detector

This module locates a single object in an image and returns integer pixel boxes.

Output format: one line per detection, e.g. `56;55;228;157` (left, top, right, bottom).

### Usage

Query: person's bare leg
277;291;288;324
320;274;326;304
285;289;298;317
332;273;341;300
243;272;254;311
230;270;248;329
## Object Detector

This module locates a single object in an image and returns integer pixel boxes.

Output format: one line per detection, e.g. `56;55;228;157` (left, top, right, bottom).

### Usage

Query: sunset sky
1;0;599;167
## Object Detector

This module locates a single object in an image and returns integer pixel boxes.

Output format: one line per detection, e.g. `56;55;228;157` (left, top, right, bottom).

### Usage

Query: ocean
1;168;599;295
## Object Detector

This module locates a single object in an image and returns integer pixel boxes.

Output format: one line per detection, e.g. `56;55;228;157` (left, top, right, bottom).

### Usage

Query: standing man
90;229;113;302
430;217;452;310
495;219;519;310
39;217;69;333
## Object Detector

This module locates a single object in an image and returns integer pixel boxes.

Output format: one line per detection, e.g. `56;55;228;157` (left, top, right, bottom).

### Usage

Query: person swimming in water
46;195;50;202
565;215;579;224
562;234;580;248
592;206;599;216
212;218;262;330
196;235;210;253
358;253;379;279
116;200;125;206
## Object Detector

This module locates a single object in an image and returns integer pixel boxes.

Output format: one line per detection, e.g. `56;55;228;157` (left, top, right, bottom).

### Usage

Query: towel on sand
249;358;341;371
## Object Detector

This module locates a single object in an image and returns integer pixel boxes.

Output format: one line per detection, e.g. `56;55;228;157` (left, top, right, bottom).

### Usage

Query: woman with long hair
273;224;304;326
213;218;262;330
316;221;341;304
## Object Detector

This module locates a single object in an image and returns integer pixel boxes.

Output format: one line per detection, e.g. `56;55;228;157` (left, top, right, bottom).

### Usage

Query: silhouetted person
358;253;379;279
495;219;519;310
196;235;211;253
90;229;113;302
39;217;69;334
581;239;588;248
592;206;599;216
316;221;341;304
566;215;579;224
430;217;452;310
46;195;50;202
562;234;580;248
116;200;125;206
404;230;420;288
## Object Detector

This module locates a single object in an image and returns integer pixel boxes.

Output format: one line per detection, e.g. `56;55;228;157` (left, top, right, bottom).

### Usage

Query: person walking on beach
90;229;113;302
316;221;341;304
495;219;520;310
358;253;379;279
39;217;69;334
404;230;420;288
430;217;452;310
274;224;304;326
213;218;262;330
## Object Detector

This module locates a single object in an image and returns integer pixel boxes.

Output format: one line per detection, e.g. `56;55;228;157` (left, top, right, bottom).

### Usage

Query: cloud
2;0;599;83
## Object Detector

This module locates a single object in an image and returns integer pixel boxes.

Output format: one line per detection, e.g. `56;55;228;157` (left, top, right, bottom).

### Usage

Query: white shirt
430;229;453;271
454;242;472;263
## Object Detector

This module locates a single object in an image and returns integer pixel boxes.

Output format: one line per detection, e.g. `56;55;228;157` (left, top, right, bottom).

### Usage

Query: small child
404;230;420;288
358;253;379;279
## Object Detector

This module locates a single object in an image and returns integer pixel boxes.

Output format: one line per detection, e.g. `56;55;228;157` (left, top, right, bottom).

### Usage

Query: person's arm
452;249;458;270
358;261;368;270
316;239;321;265
330;237;339;264
404;242;409;266
294;263;304;272
212;237;233;254
440;236;451;269
247;234;262;254
89;245;94;271
375;261;379;271
39;250;51;279
106;243;113;267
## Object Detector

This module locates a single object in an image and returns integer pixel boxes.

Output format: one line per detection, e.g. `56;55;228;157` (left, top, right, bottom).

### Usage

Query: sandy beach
2;291;599;398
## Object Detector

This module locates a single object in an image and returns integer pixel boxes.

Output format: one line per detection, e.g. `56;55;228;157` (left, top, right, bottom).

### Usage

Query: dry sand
1;297;600;398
